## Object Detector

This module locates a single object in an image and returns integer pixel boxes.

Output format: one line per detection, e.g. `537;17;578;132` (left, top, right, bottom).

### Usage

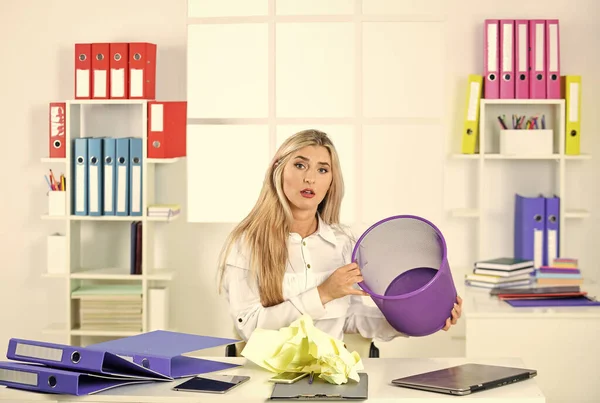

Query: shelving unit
41;99;181;345
450;98;591;263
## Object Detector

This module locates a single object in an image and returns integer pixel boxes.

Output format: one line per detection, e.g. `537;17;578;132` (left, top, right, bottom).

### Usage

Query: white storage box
47;234;66;274
500;129;553;155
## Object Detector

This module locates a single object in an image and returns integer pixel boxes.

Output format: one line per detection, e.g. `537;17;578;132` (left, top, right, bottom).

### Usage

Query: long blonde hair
217;129;345;307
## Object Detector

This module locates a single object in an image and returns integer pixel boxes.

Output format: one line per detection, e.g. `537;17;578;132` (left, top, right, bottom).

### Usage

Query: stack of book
465;257;535;289
72;285;143;332
534;258;583;285
147;204;180;219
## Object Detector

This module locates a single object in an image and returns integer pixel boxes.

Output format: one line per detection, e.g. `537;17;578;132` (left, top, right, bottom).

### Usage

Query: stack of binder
0;330;239;395
514;194;560;269
483;19;561;100
72;136;143;217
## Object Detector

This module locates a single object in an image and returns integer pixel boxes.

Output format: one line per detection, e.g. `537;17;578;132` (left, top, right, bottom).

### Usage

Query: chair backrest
225;332;376;359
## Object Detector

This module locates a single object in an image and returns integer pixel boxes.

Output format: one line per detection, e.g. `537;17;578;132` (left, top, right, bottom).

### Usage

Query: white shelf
148;157;184;164
43;157;182;164
67;99;148;105
69;267;175;280
70;327;142;337
564;209;590;219
42;323;69;335
484;153;561;160
451;153;591;161
481;98;565;105
41;214;180;222
453;97;589;267
40;97;179;344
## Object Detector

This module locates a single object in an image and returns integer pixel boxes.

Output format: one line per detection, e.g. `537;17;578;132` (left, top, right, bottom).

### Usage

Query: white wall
0;0;598;362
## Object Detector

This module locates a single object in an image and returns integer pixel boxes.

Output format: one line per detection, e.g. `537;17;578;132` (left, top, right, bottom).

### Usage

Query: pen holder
500;129;553;155
48;190;66;216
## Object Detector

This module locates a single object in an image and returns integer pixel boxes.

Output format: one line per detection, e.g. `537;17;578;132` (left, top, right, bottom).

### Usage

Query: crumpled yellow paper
240;315;364;385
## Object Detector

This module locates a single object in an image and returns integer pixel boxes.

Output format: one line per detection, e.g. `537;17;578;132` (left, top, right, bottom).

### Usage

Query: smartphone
172;374;250;394
268;371;309;384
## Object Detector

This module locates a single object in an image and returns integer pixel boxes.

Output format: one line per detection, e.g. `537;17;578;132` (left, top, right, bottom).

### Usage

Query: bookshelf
41;99;180;346
450;98;591;264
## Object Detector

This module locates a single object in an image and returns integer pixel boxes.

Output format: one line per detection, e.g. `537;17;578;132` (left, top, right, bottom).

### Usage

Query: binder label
549;24;558;72
518;24;527;72
467;82;480;121
569;83;579;122
111;68;125;97
94;70;107;98
534;229;543;268
76;69;90;98
535;23;544;71
150;104;164;132
0;368;38;386
15;343;63;362
487;23;497;71
130;69;143;97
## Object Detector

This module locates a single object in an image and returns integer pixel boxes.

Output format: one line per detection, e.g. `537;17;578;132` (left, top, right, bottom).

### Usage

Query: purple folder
6;338;170;380
0;361;151;396
86;330;241;378
505;296;600;307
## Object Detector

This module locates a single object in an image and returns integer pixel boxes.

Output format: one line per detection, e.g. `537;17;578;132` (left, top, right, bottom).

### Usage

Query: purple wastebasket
351;215;457;337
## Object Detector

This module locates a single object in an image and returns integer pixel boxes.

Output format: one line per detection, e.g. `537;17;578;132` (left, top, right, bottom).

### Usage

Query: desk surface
0;357;545;403
463;283;600;319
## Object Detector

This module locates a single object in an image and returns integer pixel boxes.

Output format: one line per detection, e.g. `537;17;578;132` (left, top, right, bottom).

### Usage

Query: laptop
391;363;537;396
270;373;368;400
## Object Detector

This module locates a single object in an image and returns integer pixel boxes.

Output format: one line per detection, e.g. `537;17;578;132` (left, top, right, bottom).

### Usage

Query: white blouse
221;214;406;342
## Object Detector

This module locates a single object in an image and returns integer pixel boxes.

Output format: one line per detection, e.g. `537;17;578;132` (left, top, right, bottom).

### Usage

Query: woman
218;129;462;342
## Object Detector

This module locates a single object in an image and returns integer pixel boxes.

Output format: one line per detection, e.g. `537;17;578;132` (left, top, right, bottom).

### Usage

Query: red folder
514;19;529;99
74;44;91;99
147;101;187;158
545;19;560;99
109;43;129;99
483;20;499;99
499;20;515;99
129;42;157;99
529;19;546;99
49;102;66;158
91;43;110;99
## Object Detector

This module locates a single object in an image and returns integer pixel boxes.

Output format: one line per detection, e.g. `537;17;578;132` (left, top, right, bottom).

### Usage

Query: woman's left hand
442;295;463;331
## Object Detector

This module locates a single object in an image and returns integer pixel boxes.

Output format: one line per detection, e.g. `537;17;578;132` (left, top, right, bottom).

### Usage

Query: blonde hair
217;129;345;307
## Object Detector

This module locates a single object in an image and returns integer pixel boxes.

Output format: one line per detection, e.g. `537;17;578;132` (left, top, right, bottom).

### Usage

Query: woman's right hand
317;262;369;305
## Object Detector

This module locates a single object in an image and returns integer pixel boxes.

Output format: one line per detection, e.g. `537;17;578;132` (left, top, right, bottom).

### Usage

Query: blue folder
102;137;116;215
0;361;151;396
543;195;560;266
87;138;104;216
72;138;88;215
86;330;241;378
514;194;545;268
5;338;169;380
115;138;130;216
128;137;143;216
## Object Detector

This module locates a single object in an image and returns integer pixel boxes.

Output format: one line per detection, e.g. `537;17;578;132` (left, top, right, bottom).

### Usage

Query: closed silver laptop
391;363;537;396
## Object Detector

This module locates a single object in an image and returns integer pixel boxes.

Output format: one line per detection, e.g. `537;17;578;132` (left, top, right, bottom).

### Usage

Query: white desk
464;284;600;403
0;357;545;402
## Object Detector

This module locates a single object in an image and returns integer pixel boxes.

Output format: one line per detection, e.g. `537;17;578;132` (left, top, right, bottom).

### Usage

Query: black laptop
391;363;537;396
